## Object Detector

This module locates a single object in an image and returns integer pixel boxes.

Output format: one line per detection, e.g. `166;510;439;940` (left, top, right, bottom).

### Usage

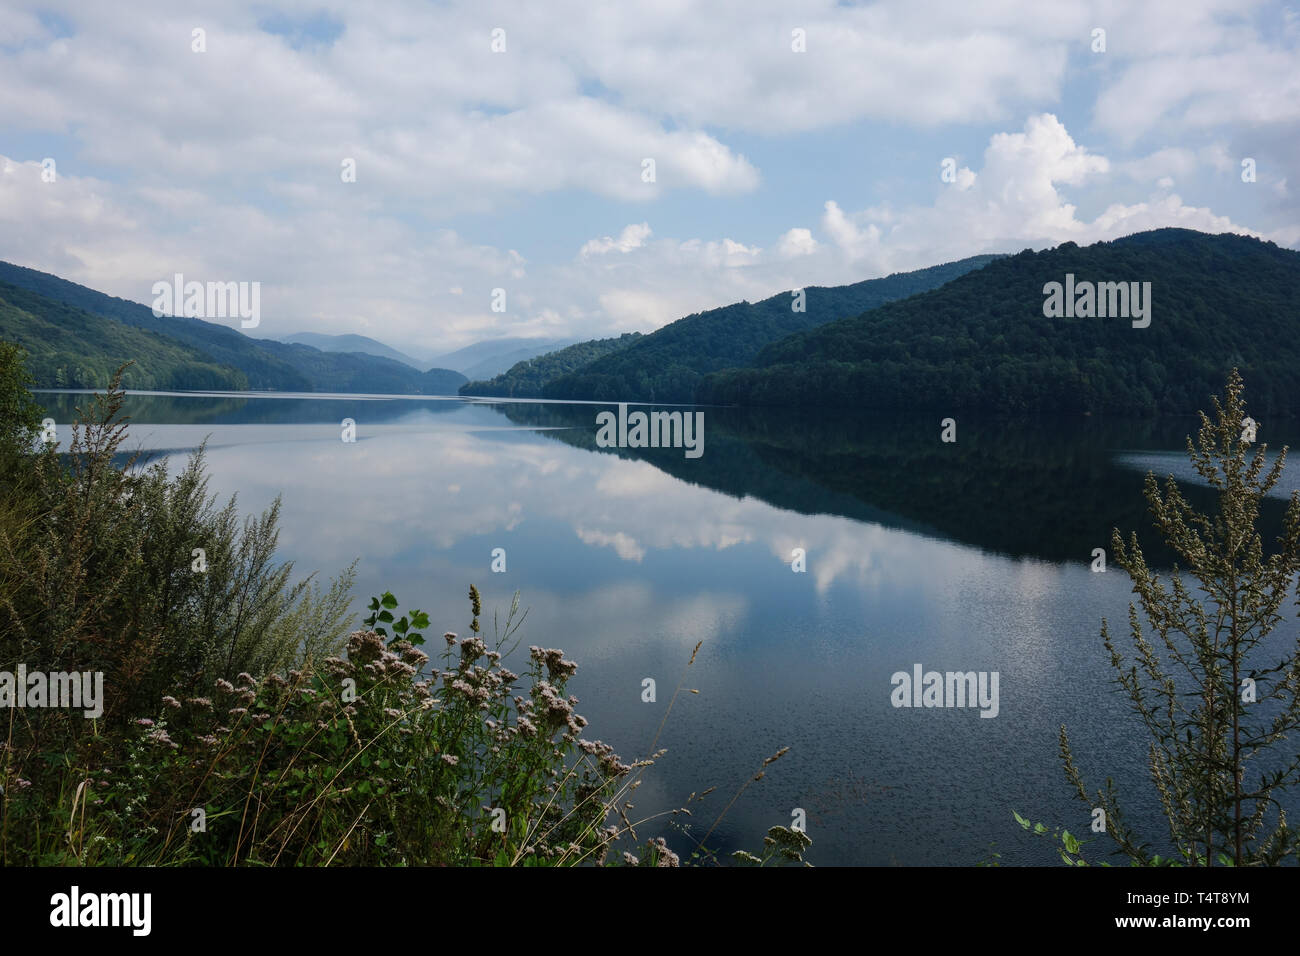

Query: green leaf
1013;810;1031;830
381;592;399;609
1062;830;1080;855
1034;822;1047;834
394;616;409;634
411;610;430;629
377;610;394;623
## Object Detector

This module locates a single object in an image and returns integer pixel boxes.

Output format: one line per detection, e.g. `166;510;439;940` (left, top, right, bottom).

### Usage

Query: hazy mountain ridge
281;332;426;370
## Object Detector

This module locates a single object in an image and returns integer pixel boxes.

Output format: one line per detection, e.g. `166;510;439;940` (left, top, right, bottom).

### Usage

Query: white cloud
807;114;1259;276
776;227;819;258
575;527;646;563
580;223;652;258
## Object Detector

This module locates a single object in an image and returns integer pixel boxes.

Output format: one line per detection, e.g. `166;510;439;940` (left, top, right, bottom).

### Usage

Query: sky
0;0;1297;356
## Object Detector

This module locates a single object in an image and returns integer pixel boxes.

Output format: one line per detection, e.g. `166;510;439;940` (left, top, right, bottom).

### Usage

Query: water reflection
28;390;1298;865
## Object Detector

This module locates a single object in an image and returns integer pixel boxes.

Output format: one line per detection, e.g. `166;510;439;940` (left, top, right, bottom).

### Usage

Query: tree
1061;369;1300;865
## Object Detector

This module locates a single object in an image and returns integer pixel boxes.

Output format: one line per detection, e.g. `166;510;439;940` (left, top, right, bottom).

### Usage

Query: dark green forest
535;254;1001;403
698;229;1300;414
0;280;248;391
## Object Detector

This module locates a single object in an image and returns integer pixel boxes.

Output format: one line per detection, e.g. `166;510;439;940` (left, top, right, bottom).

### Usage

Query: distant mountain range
6;228;1295;413
428;337;575;381
280;332;426;370
0;261;466;394
275;331;571;382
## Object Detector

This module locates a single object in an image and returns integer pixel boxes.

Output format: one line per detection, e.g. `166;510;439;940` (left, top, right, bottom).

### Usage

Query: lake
32;389;1300;866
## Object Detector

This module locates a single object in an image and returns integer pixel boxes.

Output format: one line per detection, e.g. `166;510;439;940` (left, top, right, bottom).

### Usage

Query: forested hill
0;260;466;394
460;333;642;397
536;254;1002;403
697;229;1300;415
0;280;248;390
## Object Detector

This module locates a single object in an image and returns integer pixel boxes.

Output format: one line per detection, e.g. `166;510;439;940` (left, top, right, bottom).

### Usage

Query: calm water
34;390;1300;866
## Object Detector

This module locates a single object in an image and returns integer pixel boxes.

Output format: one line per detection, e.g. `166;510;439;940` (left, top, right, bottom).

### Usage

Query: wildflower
441;754;460;766
145;728;179;750
401;645;429;668
161;696;181;710
529;646;578;681
460;635;487;663
134;718;155;727
214;678;234;693
648;837;680;867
